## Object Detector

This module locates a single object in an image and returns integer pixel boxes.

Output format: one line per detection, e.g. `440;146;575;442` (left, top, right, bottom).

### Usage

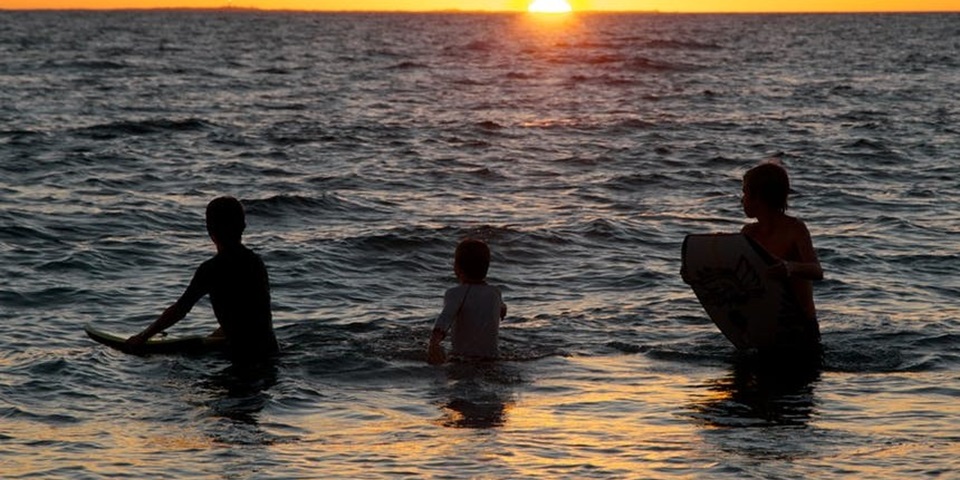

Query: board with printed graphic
681;233;810;351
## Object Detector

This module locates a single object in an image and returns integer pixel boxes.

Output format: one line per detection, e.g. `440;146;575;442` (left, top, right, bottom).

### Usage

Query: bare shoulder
785;215;812;235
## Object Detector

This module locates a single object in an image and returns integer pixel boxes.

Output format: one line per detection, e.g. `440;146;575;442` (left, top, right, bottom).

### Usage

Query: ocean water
1;10;959;478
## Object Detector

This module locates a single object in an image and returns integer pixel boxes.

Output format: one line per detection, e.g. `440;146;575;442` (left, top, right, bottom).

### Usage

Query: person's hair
744;162;790;213
455;238;491;281
206;196;246;244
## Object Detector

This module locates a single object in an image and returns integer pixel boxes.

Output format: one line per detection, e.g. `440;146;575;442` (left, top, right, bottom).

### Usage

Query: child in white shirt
427;239;507;364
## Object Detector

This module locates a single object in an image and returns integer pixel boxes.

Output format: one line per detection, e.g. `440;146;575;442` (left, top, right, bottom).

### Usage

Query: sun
527;0;573;13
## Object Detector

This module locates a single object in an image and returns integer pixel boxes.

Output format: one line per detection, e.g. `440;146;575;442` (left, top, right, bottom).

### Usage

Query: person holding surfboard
126;196;279;361
740;161;823;352
427;238;507;364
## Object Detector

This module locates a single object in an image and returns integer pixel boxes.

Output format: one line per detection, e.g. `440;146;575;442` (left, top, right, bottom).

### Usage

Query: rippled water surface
2;11;959;478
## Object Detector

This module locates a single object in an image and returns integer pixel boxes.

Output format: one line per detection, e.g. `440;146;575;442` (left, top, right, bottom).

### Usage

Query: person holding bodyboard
683;161;823;361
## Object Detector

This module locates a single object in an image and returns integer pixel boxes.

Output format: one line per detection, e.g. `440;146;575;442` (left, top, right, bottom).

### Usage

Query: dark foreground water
1;11;959;478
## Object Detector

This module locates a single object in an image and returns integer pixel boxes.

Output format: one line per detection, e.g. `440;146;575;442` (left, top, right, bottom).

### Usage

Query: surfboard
84;324;227;355
681;233;815;351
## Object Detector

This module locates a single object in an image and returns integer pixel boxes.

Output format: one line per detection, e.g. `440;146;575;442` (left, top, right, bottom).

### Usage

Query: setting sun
528;0;573;13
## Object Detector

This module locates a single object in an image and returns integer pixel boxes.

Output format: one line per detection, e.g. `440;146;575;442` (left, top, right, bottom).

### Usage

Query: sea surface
1;10;959;479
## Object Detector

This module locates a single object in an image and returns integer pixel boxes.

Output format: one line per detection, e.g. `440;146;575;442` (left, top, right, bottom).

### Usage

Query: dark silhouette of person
127;196;278;362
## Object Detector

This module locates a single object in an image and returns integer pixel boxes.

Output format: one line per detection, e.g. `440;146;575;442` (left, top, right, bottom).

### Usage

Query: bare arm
427;328;446;365
788;221;823;280
781;259;823;281
427;288;461;365
769;221;823;281
127;264;209;346
127;303;188;346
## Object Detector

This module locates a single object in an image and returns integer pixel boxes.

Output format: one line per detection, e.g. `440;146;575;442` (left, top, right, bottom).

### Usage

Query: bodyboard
681;233;812;351
84;324;226;355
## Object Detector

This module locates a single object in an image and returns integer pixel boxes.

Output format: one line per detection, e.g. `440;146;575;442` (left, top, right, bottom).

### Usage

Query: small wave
254;67;292;75
901;51;958;69
36;251;108;274
468;167;506;180
461;39;495;52
625;56;698;73
644;39;722;50
580;53;626;65
915;333;960;349
280;318;563;370
387;61;429;70
644;340;734;366
568;74;639;87
830;84;858;96
607;341;647;354
820;316;960;373
475;120;504;130
0;223;64;245
504;71;534;80
824;344;905;373
9;286;104;309
82;172;164;190
604;171;673;191
305;173;365;190
612;118;656;130
0;405;81;425
451;77;486;86
264;122;338;145
518;118;580;129
577;217;622;238
73;118;211;140
255;102;310;112
845;138;891;151
56;59;128;70
343;225;458;253
838;109;889;122
0;129;44;138
243;194;387;218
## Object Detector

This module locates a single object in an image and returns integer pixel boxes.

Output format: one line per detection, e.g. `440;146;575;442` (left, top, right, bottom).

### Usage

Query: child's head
206;196;246;244
742;162;790;214
454;238;491;282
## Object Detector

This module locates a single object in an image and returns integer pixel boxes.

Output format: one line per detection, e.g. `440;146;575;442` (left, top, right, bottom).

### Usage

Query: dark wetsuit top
173;243;279;360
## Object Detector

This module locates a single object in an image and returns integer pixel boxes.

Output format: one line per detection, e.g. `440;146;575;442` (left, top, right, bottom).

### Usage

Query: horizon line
2;7;959;13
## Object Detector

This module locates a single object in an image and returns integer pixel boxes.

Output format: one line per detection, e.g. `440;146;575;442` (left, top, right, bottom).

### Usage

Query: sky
3;0;958;12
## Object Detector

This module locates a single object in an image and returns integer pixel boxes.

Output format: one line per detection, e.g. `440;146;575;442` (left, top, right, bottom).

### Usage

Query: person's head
206;196;246;245
742;162;790;216
454;238;491;282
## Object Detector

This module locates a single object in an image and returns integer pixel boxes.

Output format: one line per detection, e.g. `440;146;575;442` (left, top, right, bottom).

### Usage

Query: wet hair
744;162;790;213
206;196;246;244
455;238;491;281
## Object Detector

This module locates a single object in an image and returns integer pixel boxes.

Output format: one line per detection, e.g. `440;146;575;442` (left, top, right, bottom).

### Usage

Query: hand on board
126;332;149;347
767;260;791;280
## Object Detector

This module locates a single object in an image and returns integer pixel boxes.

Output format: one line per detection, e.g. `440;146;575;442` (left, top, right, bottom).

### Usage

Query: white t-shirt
433;283;504;359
